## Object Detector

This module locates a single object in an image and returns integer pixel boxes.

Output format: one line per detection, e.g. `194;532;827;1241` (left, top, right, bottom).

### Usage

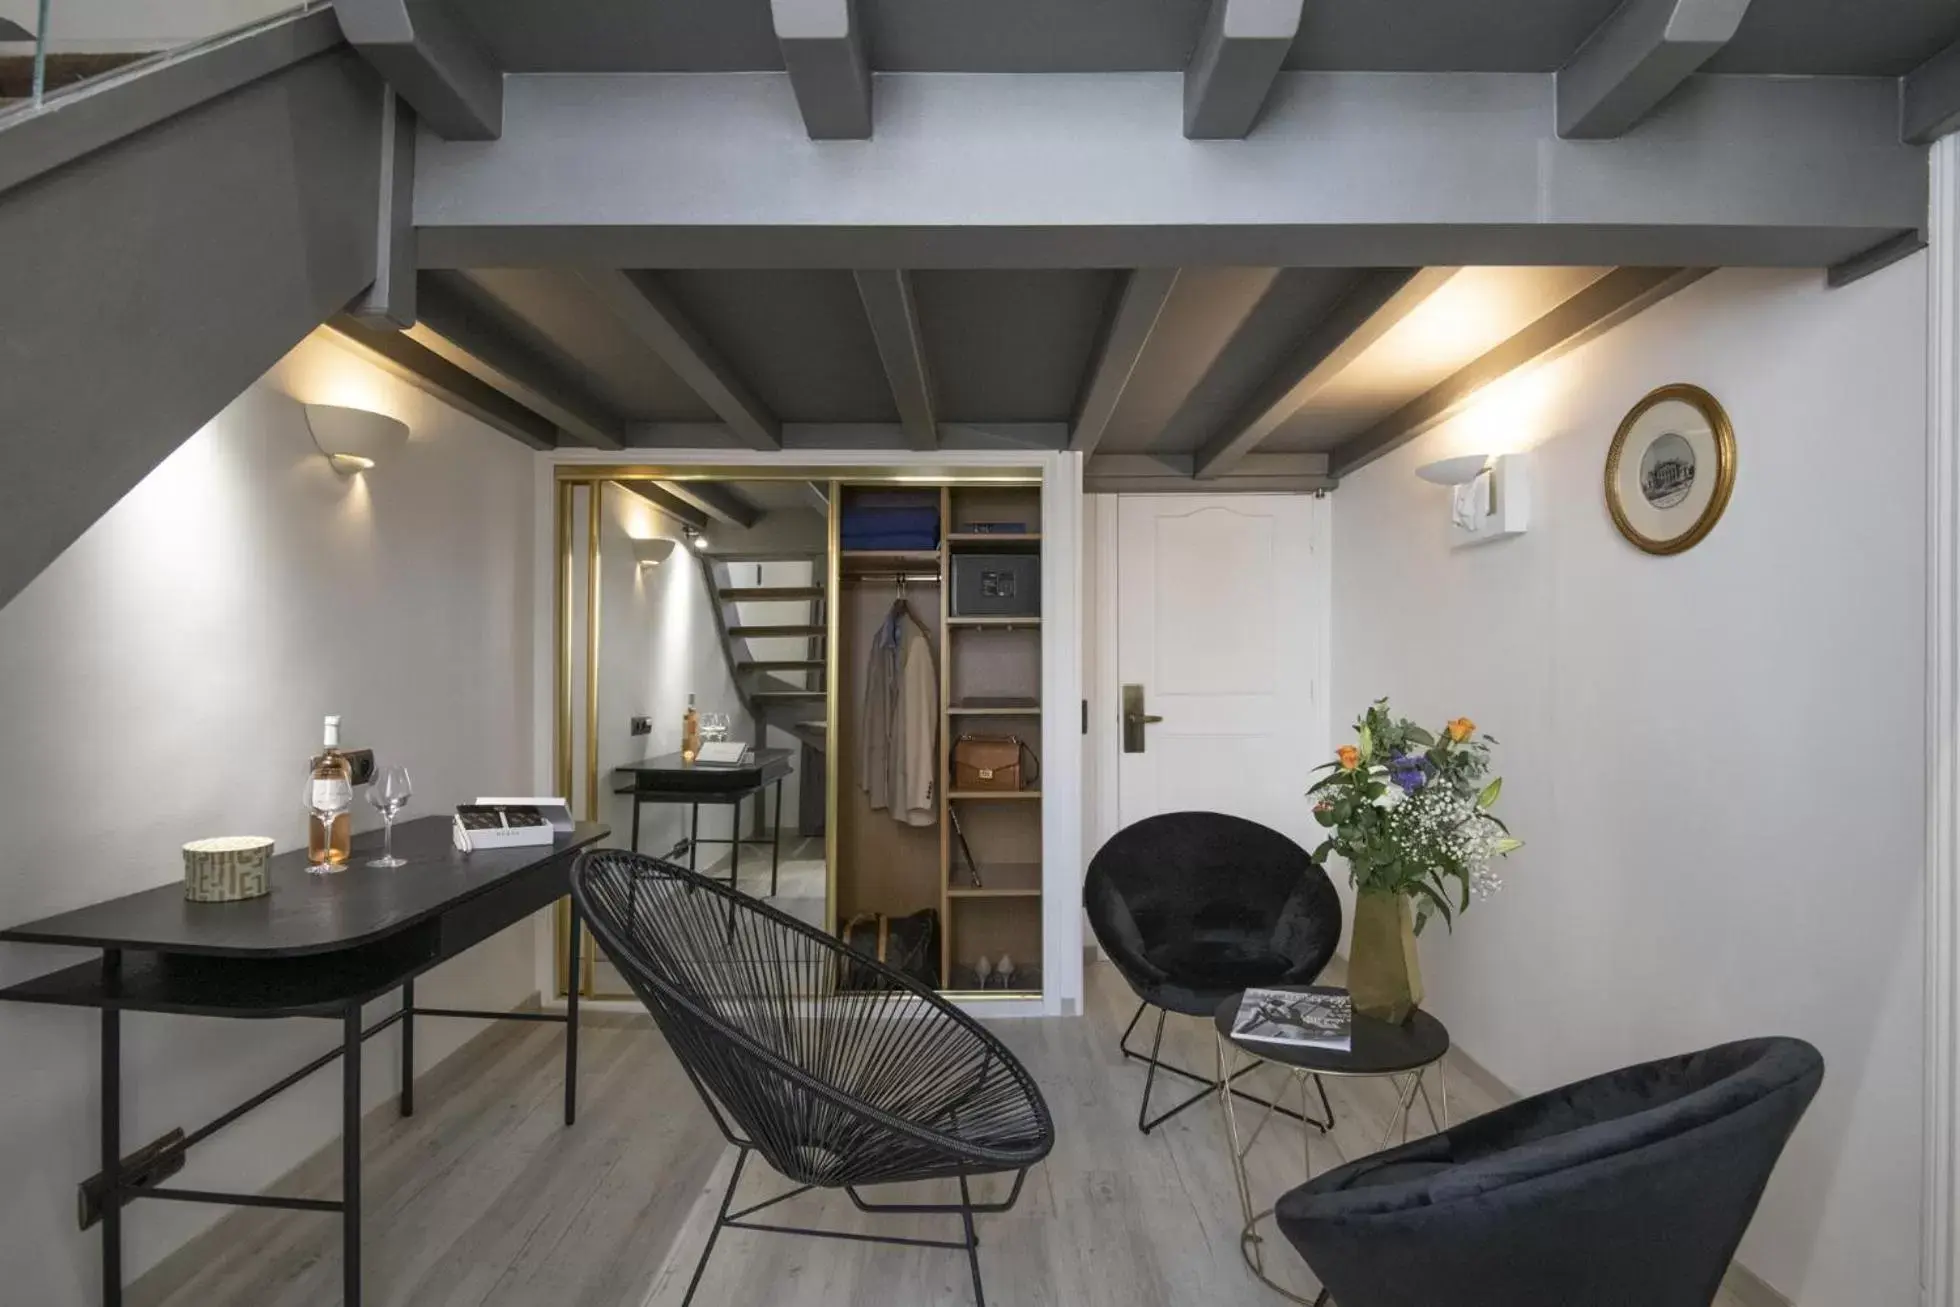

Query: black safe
951;552;1040;617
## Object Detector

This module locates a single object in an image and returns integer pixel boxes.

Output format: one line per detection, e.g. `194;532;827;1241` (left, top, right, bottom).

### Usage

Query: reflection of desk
0;817;609;1307
613;748;793;896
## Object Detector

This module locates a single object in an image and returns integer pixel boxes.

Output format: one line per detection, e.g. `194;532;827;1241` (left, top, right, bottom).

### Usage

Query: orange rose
1446;717;1476;743
1337;745;1361;770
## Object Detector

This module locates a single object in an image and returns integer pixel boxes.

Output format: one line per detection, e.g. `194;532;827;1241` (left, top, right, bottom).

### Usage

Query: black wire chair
572;847;1055;1307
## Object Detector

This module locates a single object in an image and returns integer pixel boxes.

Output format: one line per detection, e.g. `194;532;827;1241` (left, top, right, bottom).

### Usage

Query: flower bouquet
1309;699;1521;1022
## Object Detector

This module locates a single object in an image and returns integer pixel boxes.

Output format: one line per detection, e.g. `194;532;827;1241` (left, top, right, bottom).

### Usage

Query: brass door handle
1121;684;1161;753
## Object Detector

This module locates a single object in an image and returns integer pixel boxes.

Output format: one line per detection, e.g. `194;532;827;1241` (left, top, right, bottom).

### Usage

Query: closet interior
832;481;1045;998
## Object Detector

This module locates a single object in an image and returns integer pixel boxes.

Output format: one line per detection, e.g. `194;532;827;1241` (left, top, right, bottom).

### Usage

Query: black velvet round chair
1275;1037;1824;1307
574;848;1054;1307
1084;811;1343;1133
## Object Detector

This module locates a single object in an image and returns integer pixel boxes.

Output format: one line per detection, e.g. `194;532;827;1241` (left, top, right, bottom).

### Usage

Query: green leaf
1357;722;1374;764
1412;882;1455;933
1477;777;1503;809
1494;838;1524;855
1405;726;1436;747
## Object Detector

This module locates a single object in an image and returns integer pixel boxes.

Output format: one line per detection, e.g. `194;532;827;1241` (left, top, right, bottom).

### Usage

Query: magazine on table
1230;987;1352;1052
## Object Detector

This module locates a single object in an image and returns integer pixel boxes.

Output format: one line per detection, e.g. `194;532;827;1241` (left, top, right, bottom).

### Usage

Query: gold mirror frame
551;462;1045;999
1604;382;1736;556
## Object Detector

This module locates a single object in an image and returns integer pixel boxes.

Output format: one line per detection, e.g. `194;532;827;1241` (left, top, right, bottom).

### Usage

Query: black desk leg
101;949;122;1307
771;779;784;898
730;796;741;893
399;980;415;1118
342;1003;363;1307
565;899;581;1127
630;792;641;854
689;805;699;873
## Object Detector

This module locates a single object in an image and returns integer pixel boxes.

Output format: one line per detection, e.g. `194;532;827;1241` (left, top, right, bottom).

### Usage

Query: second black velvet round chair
1085;811;1343;1133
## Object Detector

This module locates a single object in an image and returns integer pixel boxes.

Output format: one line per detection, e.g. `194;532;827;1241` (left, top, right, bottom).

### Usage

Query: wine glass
702;711;730;743
305;769;353;874
367;766;413;868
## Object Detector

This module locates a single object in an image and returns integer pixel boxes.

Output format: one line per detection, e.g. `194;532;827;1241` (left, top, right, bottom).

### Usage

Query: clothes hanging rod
842;571;941;583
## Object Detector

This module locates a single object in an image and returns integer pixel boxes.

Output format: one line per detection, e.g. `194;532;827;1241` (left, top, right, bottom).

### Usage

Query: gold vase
1349;889;1424;1024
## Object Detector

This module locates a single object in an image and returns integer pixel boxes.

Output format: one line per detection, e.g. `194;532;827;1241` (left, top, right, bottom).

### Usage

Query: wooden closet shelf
948;700;1041;716
947;616;1040;628
947;864;1042;897
948;789;1042;801
944;533;1041;549
840;549;942;572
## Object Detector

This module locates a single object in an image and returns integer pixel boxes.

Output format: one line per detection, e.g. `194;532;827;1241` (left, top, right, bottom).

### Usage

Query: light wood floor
142;962;1747;1306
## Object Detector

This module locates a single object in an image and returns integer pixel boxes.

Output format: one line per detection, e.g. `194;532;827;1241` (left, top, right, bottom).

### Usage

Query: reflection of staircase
697;550;829;753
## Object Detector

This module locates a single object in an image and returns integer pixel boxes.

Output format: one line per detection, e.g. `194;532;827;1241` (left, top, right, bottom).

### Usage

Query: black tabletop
0;817;609;959
614;747;793;793
1213;987;1450;1075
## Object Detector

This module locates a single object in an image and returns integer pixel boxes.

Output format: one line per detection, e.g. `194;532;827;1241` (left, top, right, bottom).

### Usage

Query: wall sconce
683;525;710;552
633;538;678;570
304;404;408;475
1415;452;1529;548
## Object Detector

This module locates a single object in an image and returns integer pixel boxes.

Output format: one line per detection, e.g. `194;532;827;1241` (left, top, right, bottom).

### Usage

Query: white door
1116;495;1326;849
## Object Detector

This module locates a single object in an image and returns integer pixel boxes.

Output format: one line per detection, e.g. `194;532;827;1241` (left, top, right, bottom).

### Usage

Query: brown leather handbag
951;734;1039;792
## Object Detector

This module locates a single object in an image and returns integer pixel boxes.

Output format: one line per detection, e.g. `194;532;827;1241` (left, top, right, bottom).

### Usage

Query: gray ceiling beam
334;0;502;141
1086;453;1334;495
577;269;782;451
771;0;872;140
410;275;624;448
623;422;1067;452
1193;268;1459;480
0;18;33;40
415;72;1920;272
1557;0;1752;140
325;314;557;450
1184;0;1306;139
853;271;938;450
619;482;711;532
1904;41;1960;145
1827;231;1927;289
348;88;417;329
656;482;763;530
1331;266;1710;479
1071;269;1180;455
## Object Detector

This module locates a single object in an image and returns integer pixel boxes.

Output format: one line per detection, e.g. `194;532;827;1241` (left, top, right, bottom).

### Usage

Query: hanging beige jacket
859;604;938;827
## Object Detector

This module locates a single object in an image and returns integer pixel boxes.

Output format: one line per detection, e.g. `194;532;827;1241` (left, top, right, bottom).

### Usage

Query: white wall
0;330;541;1302
1331;265;1926;1305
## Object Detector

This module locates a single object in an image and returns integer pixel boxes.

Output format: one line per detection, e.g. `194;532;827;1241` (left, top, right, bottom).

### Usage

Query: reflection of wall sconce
633;538;678;570
304;404;408;475
683;525;710;552
1415;452;1529;548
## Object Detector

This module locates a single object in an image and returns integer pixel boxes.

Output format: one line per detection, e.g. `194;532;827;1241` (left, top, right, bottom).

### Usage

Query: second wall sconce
634;538;678;569
1415;452;1530;548
304;404;409;475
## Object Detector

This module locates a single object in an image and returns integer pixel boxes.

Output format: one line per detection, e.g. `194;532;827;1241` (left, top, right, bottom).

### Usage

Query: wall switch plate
341;748;375;786
630;716;652;737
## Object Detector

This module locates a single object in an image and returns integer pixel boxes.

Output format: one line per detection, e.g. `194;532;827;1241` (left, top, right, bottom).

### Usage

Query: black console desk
614;748;793;896
0;816;609;1307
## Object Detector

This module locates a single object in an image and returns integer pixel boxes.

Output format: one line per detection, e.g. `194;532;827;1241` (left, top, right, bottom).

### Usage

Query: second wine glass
367;766;413;868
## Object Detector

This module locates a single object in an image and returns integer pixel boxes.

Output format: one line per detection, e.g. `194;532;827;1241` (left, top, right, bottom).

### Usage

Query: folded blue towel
842;532;940;551
842;506;940;535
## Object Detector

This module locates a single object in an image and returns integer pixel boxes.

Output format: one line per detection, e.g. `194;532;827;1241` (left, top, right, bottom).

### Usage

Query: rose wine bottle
307;715;354;868
681;694;701;764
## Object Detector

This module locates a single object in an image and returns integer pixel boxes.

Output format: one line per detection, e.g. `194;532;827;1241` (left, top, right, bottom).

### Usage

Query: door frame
534;448;1086;1019
1088;491;1333;880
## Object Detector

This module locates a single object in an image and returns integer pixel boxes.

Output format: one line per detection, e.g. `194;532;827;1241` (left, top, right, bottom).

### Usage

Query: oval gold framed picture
1604;383;1735;555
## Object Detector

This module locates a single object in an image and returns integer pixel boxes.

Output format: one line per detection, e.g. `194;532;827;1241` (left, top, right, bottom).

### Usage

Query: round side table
1212;988;1451;1306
